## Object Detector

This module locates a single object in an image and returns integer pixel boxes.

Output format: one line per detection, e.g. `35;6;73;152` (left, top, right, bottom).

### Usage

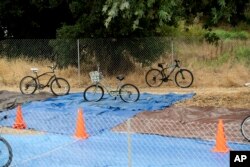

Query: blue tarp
4;131;250;167
3;92;248;167
0;92;195;135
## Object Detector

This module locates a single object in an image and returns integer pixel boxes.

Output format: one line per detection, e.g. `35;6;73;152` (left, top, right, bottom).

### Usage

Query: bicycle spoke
51;78;70;96
84;85;104;102
145;69;163;87
175;69;193;88
120;84;140;102
19;76;37;94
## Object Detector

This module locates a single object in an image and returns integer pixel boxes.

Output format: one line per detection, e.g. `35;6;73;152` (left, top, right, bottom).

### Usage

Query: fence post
171;37;174;64
127;118;132;167
77;39;81;87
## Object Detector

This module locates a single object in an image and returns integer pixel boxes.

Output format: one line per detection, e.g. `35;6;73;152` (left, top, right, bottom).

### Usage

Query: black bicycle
145;59;194;88
241;116;250;141
19;64;70;96
0;116;13;167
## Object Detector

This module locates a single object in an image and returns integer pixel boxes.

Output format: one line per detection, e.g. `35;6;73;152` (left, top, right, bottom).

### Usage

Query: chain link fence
0;38;249;166
1;112;249;167
0;38;249;88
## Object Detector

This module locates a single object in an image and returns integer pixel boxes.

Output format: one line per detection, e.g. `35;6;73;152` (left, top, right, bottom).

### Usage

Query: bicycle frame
145;59;193;88
33;71;56;89
85;65;140;102
160;61;180;81
94;78;123;97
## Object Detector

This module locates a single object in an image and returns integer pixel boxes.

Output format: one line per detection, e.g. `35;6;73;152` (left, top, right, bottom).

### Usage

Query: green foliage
182;0;249;27
213;29;250;40
210;0;236;24
127;37;170;65
56;24;82;39
244;3;250;23
49;39;77;68
0;0;249;39
204;31;220;46
55;0;177;71
101;0;183;36
77;37;170;74
0;0;249;72
0;39;53;59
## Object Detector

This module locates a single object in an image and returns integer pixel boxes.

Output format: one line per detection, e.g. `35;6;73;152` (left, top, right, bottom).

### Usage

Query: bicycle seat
116;75;125;81
31;68;38;73
158;63;165;68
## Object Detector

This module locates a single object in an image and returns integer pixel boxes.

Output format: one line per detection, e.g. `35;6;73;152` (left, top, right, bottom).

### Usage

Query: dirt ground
139;86;250;109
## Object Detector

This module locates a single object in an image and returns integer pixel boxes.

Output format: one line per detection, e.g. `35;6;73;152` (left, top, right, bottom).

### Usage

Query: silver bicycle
83;65;140;102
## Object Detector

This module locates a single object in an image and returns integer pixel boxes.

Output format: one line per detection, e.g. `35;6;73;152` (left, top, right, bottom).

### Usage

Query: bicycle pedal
162;78;169;82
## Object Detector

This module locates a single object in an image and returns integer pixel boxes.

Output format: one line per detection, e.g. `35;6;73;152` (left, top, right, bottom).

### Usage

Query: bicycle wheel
19;76;37;94
241;116;250;141
145;69;163;87
119;84;140;102
175;69;194;88
83;85;104;102
0;137;13;167
50;78;70;96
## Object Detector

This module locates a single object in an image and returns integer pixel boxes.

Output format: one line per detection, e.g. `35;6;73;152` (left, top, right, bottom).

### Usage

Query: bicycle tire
19;76;37;94
145;69;163;87
241;116;250;141
83;85;104;102
119;84;140;102
175;69;194;88
0;137;13;167
50;77;70;96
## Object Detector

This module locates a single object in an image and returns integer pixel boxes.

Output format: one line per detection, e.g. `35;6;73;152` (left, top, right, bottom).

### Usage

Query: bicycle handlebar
47;64;57;72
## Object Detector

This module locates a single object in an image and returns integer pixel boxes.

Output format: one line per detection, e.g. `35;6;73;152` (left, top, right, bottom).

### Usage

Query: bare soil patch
114;86;250;143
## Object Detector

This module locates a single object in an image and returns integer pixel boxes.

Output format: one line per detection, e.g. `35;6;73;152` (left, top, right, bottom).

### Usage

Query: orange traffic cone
13;104;27;129
74;108;89;139
212;119;230;153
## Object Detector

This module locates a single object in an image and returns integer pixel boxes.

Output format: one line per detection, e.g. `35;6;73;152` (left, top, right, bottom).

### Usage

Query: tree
57;0;183;38
0;0;73;39
182;0;250;26
55;0;181;73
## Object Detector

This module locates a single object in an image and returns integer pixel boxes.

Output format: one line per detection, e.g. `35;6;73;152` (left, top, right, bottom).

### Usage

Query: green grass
214;29;250;40
235;47;250;65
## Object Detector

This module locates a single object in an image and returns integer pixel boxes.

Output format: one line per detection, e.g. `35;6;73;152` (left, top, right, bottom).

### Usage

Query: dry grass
0;57;249;89
0;39;249;88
